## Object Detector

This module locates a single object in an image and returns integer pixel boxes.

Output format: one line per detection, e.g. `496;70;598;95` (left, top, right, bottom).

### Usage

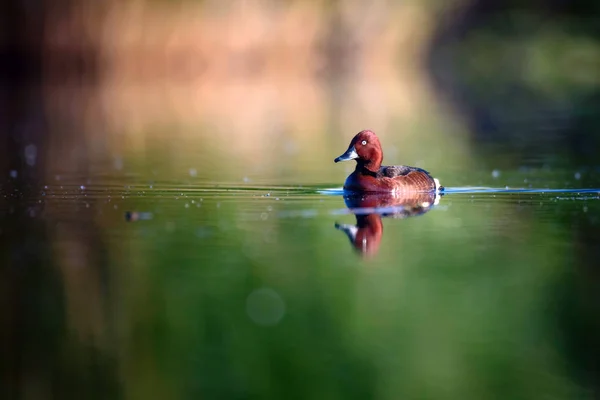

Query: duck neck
354;214;383;256
357;158;381;174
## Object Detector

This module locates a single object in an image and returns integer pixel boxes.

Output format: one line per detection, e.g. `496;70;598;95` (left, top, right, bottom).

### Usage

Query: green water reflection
3;177;599;399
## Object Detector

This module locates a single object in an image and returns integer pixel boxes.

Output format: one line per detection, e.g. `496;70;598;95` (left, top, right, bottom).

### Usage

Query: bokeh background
2;0;600;399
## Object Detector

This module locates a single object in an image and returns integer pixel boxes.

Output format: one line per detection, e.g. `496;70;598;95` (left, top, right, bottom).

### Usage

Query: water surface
3;167;599;398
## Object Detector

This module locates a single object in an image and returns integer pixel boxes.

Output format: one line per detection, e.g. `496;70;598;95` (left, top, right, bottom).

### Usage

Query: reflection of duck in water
335;191;441;257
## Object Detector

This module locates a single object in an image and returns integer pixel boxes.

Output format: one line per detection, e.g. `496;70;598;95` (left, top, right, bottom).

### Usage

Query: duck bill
334;146;359;163
335;222;359;241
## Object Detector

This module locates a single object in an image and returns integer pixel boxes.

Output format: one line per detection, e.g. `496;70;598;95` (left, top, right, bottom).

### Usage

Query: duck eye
361;140;367;145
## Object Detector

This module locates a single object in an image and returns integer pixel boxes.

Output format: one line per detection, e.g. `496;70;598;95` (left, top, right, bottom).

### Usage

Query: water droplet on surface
246;288;286;326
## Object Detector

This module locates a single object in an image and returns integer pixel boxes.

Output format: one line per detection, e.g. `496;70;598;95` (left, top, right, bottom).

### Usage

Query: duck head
334;130;383;173
335;213;383;257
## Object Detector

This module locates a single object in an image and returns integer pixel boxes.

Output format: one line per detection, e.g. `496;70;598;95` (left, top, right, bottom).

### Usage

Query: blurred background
1;0;600;399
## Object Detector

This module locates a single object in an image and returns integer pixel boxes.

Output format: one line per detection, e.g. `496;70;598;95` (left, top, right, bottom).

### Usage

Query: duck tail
434;178;444;193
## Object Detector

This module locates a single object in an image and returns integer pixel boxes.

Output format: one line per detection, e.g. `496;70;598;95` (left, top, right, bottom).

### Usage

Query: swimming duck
334;130;442;193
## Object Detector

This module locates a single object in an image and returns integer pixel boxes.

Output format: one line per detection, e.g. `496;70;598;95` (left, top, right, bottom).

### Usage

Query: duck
334;130;442;193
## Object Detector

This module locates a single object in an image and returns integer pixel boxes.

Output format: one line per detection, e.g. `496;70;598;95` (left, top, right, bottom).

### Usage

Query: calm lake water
3;162;600;399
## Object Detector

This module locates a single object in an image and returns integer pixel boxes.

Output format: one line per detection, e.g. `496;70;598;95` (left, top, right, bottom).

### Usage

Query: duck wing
380;165;429;178
379;165;439;192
